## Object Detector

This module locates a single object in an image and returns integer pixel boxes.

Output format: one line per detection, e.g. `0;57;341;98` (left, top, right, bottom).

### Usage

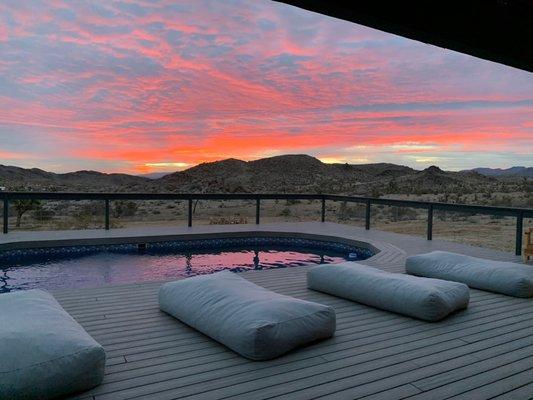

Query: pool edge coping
0;228;400;266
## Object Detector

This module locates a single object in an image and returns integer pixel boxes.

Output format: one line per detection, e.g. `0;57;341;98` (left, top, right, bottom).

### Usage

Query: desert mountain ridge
0;154;527;196
0;164;151;191
464;166;533;178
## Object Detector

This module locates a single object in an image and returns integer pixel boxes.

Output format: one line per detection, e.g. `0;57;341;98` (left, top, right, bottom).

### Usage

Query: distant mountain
394;165;493;188
0;155;503;195
157;154;494;195
465;166;533;178
0;164;151;192
137;172;173;179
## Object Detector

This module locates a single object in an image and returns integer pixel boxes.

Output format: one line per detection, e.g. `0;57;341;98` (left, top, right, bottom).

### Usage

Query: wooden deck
45;224;532;400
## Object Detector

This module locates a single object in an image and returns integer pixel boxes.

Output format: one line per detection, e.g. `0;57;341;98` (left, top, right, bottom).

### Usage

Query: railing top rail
324;194;533;217
1;191;532;217
0;192;323;201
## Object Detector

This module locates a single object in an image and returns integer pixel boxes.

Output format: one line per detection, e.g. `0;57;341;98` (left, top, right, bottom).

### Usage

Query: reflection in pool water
0;243;368;292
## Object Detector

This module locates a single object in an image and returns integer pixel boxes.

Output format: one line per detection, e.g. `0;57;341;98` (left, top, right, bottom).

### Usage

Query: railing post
321;197;326;222
255;198;260;224
3;196;8;234
188;199;193;227
427;204;433;241
104;199;110;230
365;200;371;230
515;211;523;256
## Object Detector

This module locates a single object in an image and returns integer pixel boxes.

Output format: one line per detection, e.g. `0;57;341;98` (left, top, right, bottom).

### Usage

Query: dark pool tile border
0;235;375;264
0;230;381;252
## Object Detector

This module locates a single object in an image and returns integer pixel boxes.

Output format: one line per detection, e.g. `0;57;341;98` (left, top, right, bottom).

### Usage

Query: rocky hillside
157;154;497;195
0;154;518;196
466;166;533;178
0;164;151;192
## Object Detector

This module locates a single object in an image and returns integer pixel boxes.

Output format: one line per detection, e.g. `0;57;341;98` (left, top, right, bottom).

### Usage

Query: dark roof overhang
275;0;533;73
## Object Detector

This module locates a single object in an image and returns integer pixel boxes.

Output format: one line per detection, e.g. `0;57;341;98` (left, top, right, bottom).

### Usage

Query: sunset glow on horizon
0;0;532;174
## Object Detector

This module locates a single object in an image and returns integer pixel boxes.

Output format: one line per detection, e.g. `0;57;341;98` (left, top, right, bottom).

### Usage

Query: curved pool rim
0;231;378;262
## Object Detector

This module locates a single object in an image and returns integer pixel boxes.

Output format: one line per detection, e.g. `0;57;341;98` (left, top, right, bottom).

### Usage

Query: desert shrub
338;201;348;220
387;180;398;192
370;187;382;198
209;216;248;225
13;200;42;227
78;203;101;217
113;201;138;218
338;201;364;220
73;213;93;229
31;207;54;221
279;207;291;217
387;207;419;222
71;203;102;229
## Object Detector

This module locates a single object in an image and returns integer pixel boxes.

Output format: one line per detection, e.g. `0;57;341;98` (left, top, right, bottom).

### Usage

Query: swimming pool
0;236;374;292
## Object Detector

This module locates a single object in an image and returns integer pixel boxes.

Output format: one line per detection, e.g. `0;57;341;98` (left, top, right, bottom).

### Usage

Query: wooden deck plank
406;353;533;400
490;382;533;400
103;301;532;364
42;224;531;400
76;296;533;400
65;288;532;400
195;334;533;400
357;384;422;400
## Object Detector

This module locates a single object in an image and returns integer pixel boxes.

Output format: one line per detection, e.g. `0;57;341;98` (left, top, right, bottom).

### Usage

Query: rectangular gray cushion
406;251;533;298
307;262;469;321
0;289;106;399
159;271;335;360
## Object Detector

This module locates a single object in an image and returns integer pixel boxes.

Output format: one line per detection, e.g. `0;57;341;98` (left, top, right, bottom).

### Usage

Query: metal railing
2;192;532;255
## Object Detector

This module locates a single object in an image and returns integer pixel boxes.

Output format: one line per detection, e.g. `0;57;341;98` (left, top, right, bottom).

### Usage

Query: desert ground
7;193;531;253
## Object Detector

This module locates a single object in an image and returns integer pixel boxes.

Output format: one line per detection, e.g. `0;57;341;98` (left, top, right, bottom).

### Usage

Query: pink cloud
0;0;531;173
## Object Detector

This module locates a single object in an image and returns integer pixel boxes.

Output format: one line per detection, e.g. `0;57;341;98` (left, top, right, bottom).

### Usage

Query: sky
0;0;532;174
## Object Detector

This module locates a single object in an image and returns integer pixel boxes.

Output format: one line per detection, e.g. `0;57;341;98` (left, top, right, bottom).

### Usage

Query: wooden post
3;197;8;234
365;200;371;230
515;211;523;256
255;198;260;225
321;197;326;222
427;204;433;241
188;199;193;227
104;199;110;230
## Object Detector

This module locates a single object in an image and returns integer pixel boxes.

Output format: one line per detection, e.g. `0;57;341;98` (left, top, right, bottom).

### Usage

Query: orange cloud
0;0;531;173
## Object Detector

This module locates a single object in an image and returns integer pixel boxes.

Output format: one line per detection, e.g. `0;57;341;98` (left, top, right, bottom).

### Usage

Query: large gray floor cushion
307;262;469;321
0;289;106;399
406;251;533;298
159;271;336;360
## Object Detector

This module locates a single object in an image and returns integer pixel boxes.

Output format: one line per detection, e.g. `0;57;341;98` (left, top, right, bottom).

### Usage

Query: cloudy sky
0;0;532;173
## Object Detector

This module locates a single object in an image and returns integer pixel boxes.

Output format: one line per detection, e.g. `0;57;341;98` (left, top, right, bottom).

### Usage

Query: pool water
0;239;372;292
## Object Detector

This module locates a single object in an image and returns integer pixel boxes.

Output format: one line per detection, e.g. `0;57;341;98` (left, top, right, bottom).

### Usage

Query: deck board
58;268;533;400
42;223;531;400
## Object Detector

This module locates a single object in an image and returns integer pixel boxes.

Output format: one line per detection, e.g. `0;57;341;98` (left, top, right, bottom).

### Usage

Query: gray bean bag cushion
307;262;469;321
406;251;533;298
159;271;335;360
0;289;105;399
